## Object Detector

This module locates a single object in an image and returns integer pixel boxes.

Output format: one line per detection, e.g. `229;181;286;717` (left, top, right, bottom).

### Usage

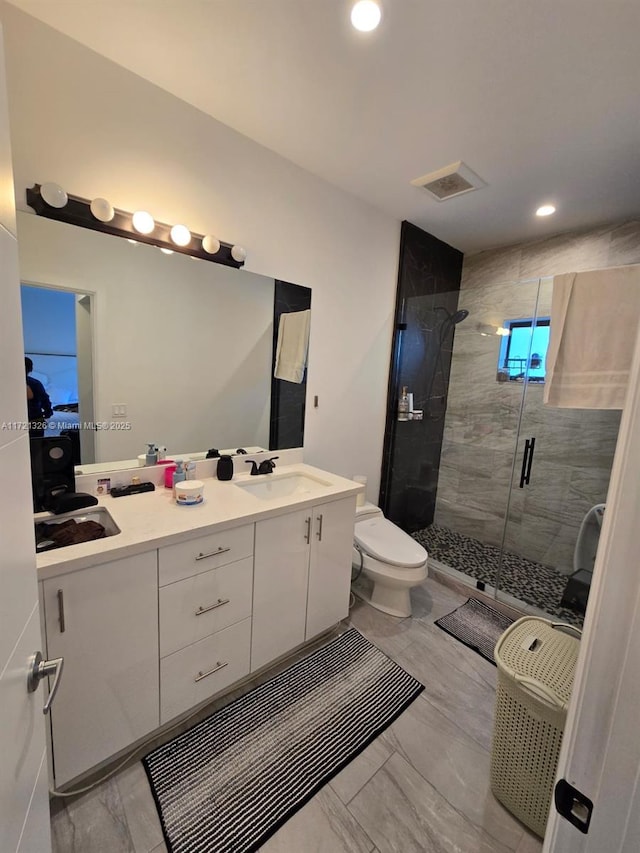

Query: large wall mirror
17;211;311;475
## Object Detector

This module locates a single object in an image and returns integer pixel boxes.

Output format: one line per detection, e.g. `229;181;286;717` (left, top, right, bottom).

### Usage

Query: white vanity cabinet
158;524;254;723
251;496;356;671
41;551;159;787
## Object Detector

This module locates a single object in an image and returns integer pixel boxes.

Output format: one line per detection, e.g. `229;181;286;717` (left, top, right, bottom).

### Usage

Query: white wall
1;4;401;497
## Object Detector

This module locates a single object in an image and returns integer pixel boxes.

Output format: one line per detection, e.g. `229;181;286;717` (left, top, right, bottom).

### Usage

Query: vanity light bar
26;184;246;269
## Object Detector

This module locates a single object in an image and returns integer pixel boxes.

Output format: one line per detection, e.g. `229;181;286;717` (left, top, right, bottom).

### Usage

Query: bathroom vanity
36;464;361;787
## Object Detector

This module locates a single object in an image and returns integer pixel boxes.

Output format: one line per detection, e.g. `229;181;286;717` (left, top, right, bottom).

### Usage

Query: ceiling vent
411;161;487;202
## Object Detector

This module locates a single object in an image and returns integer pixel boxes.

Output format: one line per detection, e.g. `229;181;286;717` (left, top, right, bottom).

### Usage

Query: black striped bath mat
435;597;514;664
143;628;423;853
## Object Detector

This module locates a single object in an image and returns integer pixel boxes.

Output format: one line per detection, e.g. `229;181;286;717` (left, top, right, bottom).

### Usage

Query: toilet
352;502;428;617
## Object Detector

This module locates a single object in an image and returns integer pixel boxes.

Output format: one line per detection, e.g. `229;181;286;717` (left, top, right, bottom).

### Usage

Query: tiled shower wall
435;220;640;574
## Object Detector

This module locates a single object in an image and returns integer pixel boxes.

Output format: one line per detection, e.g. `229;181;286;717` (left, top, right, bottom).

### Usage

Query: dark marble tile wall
380;221;464;531
269;280;312;450
437;220;639;572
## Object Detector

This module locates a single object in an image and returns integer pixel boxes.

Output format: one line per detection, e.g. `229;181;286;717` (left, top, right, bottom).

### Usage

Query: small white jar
175;479;204;506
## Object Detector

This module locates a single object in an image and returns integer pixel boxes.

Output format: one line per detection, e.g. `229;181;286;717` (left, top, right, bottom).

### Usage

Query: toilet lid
354;517;427;568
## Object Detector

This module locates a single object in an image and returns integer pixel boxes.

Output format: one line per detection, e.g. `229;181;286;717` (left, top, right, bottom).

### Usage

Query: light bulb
90;197;114;222
351;1;382;32
132;210;155;234
536;204;556;217
231;245;246;263
160;247;174;255
202;234;221;255
40;182;68;208
170;224;191;246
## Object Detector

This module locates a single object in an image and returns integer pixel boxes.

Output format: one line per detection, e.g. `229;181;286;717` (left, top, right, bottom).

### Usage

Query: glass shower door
497;277;622;623
428;278;542;592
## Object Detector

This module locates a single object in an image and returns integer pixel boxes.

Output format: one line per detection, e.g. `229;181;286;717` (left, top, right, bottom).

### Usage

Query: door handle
27;651;64;715
316;513;324;542
304;516;311;544
519;437;536;488
524;436;536;485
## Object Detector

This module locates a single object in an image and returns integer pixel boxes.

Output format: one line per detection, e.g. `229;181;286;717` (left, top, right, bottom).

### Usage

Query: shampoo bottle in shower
398;386;410;421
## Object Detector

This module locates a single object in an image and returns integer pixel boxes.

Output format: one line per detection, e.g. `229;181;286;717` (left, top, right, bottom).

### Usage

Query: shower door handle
519;437;536;488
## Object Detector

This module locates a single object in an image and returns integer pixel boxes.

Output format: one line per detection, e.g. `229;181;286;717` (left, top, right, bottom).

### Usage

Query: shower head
435;306;470;326
451;309;469;325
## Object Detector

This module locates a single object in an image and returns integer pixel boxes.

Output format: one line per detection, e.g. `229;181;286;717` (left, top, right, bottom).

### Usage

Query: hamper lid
495;616;581;710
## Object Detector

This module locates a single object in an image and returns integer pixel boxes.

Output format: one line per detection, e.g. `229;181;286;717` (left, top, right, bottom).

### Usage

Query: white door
545;315;640;851
306;496;356;640
252;509;310;671
0;22;52;853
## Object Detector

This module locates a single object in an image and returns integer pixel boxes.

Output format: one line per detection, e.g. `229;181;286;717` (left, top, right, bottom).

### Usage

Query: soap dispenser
172;459;186;496
145;443;158;465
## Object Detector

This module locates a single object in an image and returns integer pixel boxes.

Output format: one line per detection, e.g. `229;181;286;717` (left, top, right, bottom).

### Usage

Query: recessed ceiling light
536;204;556;217
351;1;382;32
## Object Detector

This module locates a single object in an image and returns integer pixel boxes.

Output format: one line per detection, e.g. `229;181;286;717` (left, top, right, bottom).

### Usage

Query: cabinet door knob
27;651;64;715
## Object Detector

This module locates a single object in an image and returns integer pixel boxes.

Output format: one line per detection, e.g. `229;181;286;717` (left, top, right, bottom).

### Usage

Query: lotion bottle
172;459;186;496
145;443;158;465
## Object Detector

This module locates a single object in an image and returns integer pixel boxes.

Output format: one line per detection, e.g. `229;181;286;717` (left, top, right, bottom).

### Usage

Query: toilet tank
355;502;384;523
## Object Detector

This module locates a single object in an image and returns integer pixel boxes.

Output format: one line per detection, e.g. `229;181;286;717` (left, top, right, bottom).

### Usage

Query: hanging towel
274;309;311;383
544;265;640;409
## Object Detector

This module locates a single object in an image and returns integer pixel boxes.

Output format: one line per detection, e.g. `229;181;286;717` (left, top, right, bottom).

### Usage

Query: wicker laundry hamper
490;616;581;838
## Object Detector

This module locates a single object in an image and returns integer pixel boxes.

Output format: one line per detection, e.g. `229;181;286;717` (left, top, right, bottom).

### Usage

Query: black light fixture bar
26;184;245;269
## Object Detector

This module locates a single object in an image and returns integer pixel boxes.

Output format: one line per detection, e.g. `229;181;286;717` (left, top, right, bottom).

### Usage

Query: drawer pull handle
316;513;324;542
195;660;228;682
195;546;231;561
195;598;230;616
304;516;311;544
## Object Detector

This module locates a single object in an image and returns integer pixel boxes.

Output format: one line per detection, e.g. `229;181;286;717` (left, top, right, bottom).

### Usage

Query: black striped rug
435;597;514;664
143;628;423;853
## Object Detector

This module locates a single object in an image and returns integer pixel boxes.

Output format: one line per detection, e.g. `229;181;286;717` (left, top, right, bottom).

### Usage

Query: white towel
274;309;311;383
544;265;640;409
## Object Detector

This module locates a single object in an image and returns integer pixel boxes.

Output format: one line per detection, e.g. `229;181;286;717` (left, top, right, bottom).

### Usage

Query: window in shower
499;317;550;381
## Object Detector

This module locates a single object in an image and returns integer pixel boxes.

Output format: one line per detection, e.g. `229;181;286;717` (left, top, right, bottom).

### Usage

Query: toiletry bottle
185;459;196;480
172;459;186;496
398;387;410;421
145;443;158;465
157;446;167;462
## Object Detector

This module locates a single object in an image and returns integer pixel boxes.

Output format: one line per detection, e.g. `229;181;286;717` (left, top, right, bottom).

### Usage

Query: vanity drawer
158;523;254;586
159;556;253;657
160;618;251;724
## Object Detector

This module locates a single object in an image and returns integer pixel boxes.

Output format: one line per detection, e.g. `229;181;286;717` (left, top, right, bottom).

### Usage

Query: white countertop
36;463;364;581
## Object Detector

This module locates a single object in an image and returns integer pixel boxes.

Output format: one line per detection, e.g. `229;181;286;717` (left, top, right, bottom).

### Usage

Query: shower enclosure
382;275;621;625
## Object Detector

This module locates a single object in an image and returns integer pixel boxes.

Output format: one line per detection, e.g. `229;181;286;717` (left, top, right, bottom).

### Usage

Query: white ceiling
8;0;640;253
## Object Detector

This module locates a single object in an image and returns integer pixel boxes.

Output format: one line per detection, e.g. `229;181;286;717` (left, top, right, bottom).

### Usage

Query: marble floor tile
348;594;418;658
50;777;135;853
150;844;167;853
348;751;514;853
115;760;164;852
260;784;375;853
393;629;498;751
515;829;543;852
330;736;394;805
381;694;524;850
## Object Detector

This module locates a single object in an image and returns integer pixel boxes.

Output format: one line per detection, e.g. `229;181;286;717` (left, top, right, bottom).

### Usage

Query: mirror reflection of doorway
20;283;95;464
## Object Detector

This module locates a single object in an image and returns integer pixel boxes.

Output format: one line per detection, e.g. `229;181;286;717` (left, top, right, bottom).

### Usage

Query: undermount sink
234;472;332;501
35;507;121;553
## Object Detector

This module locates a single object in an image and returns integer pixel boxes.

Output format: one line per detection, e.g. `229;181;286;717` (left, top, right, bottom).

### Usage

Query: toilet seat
354;517;427;568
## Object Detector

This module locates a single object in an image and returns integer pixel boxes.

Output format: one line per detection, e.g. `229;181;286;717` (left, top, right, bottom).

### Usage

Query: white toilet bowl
352;502;428;618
